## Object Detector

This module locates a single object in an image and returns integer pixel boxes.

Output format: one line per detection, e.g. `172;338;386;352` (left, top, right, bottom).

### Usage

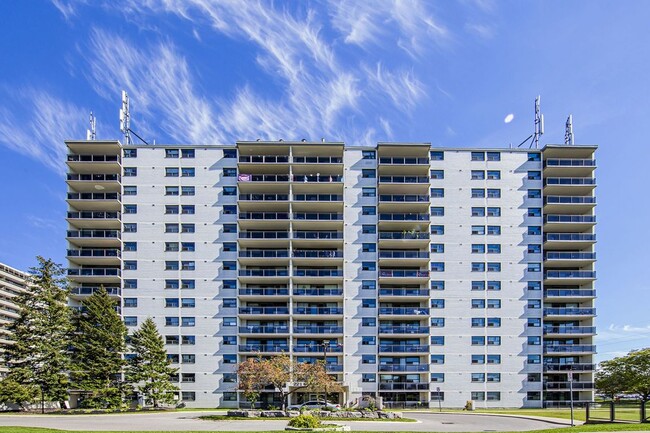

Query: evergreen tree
4;256;72;410
71;286;127;408
126;318;178;407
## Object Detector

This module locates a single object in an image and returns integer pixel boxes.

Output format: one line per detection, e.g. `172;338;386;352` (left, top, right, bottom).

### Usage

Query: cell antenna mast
533;95;544;149
119;90;132;145
86;111;96;141
565;115;574;145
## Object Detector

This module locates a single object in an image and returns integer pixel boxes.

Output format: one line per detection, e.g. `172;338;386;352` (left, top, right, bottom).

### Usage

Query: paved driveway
0;410;571;432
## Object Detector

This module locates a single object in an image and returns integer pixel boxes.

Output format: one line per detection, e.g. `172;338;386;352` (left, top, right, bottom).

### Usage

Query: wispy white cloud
464;22;496;40
0;89;87;173
365;63;426;112
26;215;62;231
51;0;80;20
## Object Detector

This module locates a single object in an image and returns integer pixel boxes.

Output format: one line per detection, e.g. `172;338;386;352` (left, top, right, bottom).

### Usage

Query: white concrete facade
0;262;29;375
64;140;596;409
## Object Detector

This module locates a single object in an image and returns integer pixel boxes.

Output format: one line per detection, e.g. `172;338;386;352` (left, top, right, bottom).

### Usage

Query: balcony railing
543;326;596;335
293;250;343;259
544;159;596;167
238;307;290;315
379;325;429;334
293;307;343;315
292;156;343;164
239;250;289;259
379;213;429;222
543;345;596;353
545;177;596;186
544;289;596;298
67;248;121;258
544;215;596;224
544;233;596;242
379;288;429;297
378;345;429;353
379;176;429;183
379;270;429;278
293;194;343;202
238;288;289;296
239;155;289;163
545;252;596;261
239;344;289;352
67;192;120;201
378;364;428;372
326;364;344;372
239;212;289;220
293;269;343;277
67;211;120;220
293;344;343;353
379;251;429;259
70;286;120;296
293;231;343;240
379;157;429;165
67;173;120;182
68;268;120;277
239;174;290;182
293;213;343;221
545;381;595;390
239;269;289;277
293;288;343;296
379;383;429;391
543;308;596;316
545;196;596;205
545;271;596;279
543;363;595;372
67;154;120;163
67;230;120;239
239;326;289;334
293;175;343;183
239;231;289;239
379;307;430;315
293;326;343;334
238;193;289;201
379;232;429;240
379;194;429;203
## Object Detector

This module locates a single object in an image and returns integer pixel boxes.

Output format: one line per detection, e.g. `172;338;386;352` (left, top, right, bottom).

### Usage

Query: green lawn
472;408;588;422
199;414;417;422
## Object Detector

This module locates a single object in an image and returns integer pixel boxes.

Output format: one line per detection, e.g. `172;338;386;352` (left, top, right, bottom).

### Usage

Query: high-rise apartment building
65;139;596;409
0;262;30;375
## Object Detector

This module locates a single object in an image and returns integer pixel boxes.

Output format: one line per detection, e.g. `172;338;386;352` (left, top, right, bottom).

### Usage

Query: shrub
288;413;322;428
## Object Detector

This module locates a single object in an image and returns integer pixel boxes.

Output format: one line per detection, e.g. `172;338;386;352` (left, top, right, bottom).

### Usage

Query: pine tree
4;256;73;411
71;286;127;408
126;318;178;407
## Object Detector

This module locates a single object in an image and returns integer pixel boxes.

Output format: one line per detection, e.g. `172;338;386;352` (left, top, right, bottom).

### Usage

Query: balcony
545;381;595;390
378;270;429;282
67;154;121;173
238;269;289;281
378;345;429;353
293;231;343;248
544;233;596;249
378;364;428;372
379;288;429;298
379;157;429;165
379;383;429;391
543;308;596;317
293;288;343;297
544;196;596;213
544;177;596;195
239;344;289;353
379;213;429;222
293;213;343;222
292;156;343;164
543;326;597;336
379;232;429;241
293;269;343;278
293;307;343;315
379;325;429;334
544;270;596;283
238;155;289;164
293;231;343;240
379;194;429;203
292;175;343;183
67;192;121;211
379;307;430;316
67;248;121;265
379;176;429;184
543;159;596;176
543;345;596;354
66;173;120;192
545;252;596;261
293;194;343;203
67;211;121;229
238;288;289;297
70;286;120;296
239;231;289;240
238;325;289;334
238;212;289;221
544;289;596;299
544;159;596;167
326;364;344;372
67;267;121;283
238;193;289;202
238;306;290;315
239;250;289;260
293;326;343;334
293;344;343;353
293;250;343;259
237;174;289;183
543;363;595;372
379;251;429;260
67;230;120;247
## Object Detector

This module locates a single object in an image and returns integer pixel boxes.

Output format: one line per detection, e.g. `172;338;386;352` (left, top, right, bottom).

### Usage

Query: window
165;167;179;177
181;261;195;271
431;336;445;345
123;298;137;308
431;299;445;308
471;355;485;364
471;281;485;291
487;391;501;401
223;317;237;326
528;244;542;254
166;336;179;345
362;206;376;216
362;354;376;364
222;280;236;290
124;279;137;289
471;170;485;180
430;188;444;198
487;317;501;327
182;373;196;382
165;280;179;289
471;299;485;309
431;262;445;272
181;242;195;252
527;391;541;401
487;207;501;217
362;243;376;253
182;354;195;364
362;373;376;383
431;243;444;253
528;263;541;272
222;261;236;271
362;317;376;327
528;226;541;235
362;280;376;290
472;262;485;272
165;298;180;308
223;186;237;196
182;167;195;177
487;170;501;180
182;205;196;214
181;224;195;233
124;186;137;196
487;336;501;346
165;186;179;196
167;354;179;363
487;152;500;161
124;242;137;252
472;318;485;327
362;150;376;159
527;300;541;310
487;225;501;235
362;225;376;234
528;318;541;327
165;149;179;158
165;242;179;252
223;373;237;383
223;242;237;252
472;225;485;235
223;224;237;233
165;317;179;326
430;207;444;216
165;261;179;271
527;171;541;180
223;354;237;364
362;187;376;197
124;167;137;177
472;207;485;217
528;189;541;199
223;168;237;178
528;152;541;161
431;317;445;327
487;354;501;364
487;281;501;291
362;336;376;345
181;280;195;289
223;298;237;308
487;262;501;272
362;262;376;271
181;186;195;196
430;151;444;160
431;354;445;364
182;149;195;158
223;336;236;344
124;260;137;270
124;149;137;158
181;317;195;327
487;188;501;198
472;244;485;254
165;223;179;233
487;244;501;254
471;336;485;345
362;169;376;178
471;151;485;161
182;335;196;345
362;299;376;308
472;373;485;382
430;169;444;179
223;392;238;402
431;373;445;382
487;299;501;309
181;298;195;308
223;149;236;158
431;280;445;291
431;225;444;235
165;205;179;214
528;355;541;364
528;336;541;345
528;281;541;290
471;188;485;198
528;208;542;217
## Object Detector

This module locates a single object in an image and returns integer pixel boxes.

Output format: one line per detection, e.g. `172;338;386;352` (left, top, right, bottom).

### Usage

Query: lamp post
321;341;341;406
569;371;575;427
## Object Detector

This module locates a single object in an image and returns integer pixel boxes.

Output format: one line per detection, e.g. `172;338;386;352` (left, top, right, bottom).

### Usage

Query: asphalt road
0;410;575;432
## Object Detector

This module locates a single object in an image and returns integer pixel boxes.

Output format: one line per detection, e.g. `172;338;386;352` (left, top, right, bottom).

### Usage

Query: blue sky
0;0;648;362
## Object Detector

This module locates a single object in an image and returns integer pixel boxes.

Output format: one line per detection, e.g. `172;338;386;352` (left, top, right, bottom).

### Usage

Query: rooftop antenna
565;115;574;145
119;90;149;145
517;95;544;149
86;111;96;141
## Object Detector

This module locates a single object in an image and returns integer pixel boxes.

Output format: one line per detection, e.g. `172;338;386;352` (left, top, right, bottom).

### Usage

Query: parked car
288;400;341;410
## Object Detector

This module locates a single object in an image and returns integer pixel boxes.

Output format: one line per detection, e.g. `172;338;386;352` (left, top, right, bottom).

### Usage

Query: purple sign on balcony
238;174;252;181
